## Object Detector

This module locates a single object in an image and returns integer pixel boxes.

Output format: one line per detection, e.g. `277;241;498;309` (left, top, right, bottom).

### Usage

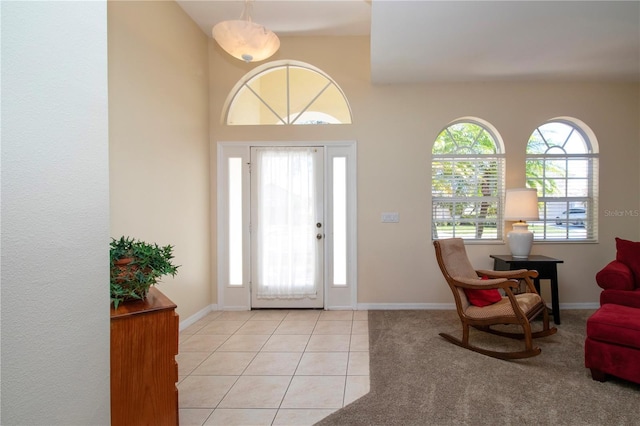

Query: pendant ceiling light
212;0;280;63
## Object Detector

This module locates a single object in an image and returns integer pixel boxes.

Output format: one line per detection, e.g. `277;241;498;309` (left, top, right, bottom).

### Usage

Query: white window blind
431;121;505;241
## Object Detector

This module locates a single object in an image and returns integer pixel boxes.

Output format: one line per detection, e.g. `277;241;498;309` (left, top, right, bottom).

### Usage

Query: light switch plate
381;212;399;223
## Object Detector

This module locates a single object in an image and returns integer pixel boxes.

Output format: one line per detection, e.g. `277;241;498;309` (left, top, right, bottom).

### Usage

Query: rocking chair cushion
465;293;541;319
464;276;502;307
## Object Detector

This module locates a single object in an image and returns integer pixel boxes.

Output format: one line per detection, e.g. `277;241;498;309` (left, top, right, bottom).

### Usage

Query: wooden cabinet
111;287;179;426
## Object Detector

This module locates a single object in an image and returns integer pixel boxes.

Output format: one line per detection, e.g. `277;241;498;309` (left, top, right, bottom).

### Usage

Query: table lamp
504;188;539;258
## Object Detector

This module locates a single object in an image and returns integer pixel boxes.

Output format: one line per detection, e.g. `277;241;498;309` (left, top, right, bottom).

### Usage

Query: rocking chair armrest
451;276;518;290
476;269;539;280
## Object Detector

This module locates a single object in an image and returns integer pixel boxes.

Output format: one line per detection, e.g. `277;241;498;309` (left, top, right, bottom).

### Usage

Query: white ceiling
176;0;640;84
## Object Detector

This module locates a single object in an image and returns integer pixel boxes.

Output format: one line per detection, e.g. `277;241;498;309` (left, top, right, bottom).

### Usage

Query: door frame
216;140;357;311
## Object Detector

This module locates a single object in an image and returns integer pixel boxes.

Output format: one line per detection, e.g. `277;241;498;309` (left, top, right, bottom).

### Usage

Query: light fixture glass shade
212;20;280;63
504;188;539;258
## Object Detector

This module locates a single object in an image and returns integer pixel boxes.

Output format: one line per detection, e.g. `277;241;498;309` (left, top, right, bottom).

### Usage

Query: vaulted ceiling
176;0;640;84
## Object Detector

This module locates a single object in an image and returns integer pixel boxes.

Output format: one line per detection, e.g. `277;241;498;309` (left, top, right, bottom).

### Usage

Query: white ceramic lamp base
507;222;534;258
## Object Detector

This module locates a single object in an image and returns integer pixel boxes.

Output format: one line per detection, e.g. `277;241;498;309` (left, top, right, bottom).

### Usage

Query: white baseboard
325;305;357;311
221;305;251;311
179;304;217;332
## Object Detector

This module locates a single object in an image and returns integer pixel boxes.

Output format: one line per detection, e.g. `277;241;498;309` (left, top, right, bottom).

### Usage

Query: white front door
250;146;324;308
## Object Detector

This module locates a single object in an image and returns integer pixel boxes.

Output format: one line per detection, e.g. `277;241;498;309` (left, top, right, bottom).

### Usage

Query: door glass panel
228;158;243;286
333;157;347;286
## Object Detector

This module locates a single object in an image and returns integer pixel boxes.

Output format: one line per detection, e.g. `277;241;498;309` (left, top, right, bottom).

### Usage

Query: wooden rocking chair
433;238;557;360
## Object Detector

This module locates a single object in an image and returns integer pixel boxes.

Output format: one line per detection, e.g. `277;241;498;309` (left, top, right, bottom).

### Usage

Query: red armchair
596;260;640;305
585;238;640;384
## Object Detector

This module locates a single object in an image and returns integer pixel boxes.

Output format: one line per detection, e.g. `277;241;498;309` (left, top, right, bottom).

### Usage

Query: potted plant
110;236;180;308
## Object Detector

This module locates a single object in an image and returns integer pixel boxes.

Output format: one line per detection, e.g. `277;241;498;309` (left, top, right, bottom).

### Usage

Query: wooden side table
490;254;564;325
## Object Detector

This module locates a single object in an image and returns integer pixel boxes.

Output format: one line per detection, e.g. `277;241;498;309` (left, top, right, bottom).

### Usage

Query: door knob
316;233;323;240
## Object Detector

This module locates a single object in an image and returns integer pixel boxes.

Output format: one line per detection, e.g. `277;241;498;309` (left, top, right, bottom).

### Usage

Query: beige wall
109;3;639;316
108;1;211;319
210;36;640;308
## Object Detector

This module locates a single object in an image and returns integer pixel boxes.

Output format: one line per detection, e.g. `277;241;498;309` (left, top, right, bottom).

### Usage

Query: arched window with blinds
431;119;505;241
525;118;599;241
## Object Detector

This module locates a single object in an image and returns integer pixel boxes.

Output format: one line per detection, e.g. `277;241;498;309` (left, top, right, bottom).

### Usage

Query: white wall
108;1;211;320
1;2;110;424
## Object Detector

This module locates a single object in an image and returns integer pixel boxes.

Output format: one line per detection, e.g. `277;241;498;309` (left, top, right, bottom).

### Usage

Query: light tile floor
178;310;370;426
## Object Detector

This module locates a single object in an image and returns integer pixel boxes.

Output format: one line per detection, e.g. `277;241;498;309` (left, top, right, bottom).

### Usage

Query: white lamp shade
504;188;539;221
504;188;538;258
212;20;280;63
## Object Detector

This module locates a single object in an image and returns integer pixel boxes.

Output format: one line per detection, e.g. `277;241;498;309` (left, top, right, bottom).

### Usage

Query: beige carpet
316;309;639;426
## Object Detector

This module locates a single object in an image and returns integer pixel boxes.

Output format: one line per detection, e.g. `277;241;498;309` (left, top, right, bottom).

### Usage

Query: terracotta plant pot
112;257;153;301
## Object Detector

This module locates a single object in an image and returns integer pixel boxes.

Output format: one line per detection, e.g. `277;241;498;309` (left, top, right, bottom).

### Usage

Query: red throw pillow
464;276;502;307
615;237;640;284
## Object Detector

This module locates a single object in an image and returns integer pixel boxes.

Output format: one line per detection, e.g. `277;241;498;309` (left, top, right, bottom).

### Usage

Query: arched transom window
431;119;505;241
224;61;352;125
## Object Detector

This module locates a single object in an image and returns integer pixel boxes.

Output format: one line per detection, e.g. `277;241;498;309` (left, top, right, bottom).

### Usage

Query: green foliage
432;122;497;155
110;236;179;309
